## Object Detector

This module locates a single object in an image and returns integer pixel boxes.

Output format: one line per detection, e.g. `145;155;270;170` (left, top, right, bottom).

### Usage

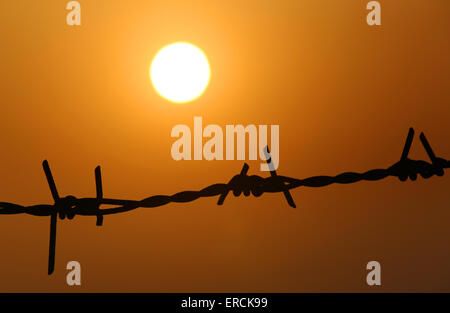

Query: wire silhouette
0;128;448;275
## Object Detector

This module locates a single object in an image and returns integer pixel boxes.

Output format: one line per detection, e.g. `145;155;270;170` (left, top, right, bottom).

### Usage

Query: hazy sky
0;0;449;292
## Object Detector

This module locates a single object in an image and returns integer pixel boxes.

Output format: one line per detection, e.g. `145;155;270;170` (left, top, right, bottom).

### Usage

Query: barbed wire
0;128;448;274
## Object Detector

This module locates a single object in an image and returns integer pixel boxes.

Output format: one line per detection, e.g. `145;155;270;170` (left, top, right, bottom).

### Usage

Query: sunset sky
0;0;449;292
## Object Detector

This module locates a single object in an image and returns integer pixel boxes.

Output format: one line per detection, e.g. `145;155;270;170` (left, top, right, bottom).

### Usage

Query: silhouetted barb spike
42;160;60;201
397;128;415;182
264;146;296;208
95;166;104;226
240;163;250;175
420;132;445;177
401;128;415;161
42;160;58;275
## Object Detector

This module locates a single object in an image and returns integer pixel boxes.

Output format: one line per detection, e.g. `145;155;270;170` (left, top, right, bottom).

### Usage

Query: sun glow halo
150;42;211;103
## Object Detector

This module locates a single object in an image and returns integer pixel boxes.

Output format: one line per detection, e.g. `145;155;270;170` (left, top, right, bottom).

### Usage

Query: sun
150;42;211;103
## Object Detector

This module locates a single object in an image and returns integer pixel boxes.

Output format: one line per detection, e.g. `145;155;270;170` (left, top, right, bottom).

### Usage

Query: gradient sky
0;0;449;292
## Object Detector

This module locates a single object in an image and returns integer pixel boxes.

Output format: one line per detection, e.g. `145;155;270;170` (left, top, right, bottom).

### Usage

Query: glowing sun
150;42;211;103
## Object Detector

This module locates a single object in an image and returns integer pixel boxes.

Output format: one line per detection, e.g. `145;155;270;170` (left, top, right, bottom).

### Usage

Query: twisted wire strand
1;128;448;218
0;156;448;217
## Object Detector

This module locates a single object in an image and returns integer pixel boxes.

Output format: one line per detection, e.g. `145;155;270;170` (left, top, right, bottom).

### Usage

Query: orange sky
0;0;449;292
